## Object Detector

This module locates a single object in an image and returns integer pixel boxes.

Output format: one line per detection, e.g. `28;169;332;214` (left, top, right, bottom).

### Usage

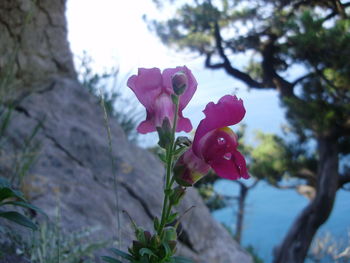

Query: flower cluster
104;66;249;263
128;66;249;184
127;67;197;134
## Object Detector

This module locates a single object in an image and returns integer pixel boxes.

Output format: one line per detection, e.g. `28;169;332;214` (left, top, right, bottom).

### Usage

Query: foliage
77;51;141;143
0;105;42;190
196;182;226;211
0;176;41;230
0;220;109;263
0;109;41;224
248;130;318;188
30;222;108;263
148;0;350;156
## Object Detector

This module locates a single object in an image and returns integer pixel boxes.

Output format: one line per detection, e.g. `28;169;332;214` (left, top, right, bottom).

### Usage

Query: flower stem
157;96;179;236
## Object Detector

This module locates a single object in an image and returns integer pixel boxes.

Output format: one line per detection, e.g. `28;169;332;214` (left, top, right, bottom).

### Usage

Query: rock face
2;78;252;263
0;0;252;262
0;0;75;102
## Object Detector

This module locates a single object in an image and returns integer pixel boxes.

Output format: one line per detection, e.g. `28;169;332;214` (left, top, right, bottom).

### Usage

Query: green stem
157;97;179;236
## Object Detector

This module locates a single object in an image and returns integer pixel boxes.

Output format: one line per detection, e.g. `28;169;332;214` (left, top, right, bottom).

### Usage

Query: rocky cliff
0;0;252;262
3;77;252;262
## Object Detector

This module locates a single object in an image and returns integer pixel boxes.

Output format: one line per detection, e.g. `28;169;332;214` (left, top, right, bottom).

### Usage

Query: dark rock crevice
43;133;84;167
13;102;85;168
119;181;154;221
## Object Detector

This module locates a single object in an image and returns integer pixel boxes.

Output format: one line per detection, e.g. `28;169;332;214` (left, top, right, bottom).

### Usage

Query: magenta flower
174;148;211;186
175;95;249;185
127;67;197;134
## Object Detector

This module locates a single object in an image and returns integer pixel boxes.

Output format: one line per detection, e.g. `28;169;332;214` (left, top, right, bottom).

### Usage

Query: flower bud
174;148;210;187
156;118;172;148
172;71;188;95
169;186;186;206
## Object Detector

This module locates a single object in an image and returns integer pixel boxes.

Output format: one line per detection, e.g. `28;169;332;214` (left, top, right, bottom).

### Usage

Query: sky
66;0;286;147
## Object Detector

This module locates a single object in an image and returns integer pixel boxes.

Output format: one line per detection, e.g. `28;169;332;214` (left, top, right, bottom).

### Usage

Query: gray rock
1;78;252;263
0;0;252;261
0;0;75;102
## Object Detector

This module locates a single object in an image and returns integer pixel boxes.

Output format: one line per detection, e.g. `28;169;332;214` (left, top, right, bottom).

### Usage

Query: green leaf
169;186;186;206
136;228;147;244
139;248;158;258
0;186;26;202
0;188;14;202
140;255;150;263
0;211;37;230
0;177;10;188
153;217;160;232
157;153;167;163
110;248;133;261
162;242;172;257
173;146;187;157
101;256;123;263
1;201;46;216
163;227;177;241
166;213;178;224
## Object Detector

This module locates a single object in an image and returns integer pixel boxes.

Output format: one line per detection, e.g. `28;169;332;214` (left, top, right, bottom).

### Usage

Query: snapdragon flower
175;95;249;185
127;67;197;134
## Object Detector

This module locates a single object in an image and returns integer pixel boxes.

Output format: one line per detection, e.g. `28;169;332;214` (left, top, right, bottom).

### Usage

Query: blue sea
212;179;350;263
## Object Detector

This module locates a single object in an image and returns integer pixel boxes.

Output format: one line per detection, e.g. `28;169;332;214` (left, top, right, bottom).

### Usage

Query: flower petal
137;120;156;134
199;127;238;161
137;111;156;134
183;147;211;175
162;66;197;110
209;150;249;180
127;68;163;109
153;93;175;128
176;113;193;133
232;151;250;179
193;95;245;156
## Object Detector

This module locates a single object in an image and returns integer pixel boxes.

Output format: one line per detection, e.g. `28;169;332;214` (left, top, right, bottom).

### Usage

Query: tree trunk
236;182;248;244
273;137;339;263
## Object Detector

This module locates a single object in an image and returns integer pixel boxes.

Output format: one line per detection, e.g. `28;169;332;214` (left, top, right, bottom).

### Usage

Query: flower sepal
169;186;186;206
156;118;172;149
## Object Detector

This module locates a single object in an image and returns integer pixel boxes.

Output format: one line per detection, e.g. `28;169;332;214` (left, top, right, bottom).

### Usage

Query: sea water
212;179;350;262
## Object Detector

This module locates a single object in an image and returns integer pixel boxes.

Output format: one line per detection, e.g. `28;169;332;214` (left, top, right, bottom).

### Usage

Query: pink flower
174;148;211;186
127;67;197;134
175;95;249;185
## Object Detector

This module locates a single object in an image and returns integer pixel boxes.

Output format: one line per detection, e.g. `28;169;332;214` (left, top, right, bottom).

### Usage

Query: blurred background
0;0;349;262
66;0;350;262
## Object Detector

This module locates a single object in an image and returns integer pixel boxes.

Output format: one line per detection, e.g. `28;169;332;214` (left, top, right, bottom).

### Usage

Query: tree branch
260;33;295;97
292;72;315;86
210;22;265;89
212;21;297;98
